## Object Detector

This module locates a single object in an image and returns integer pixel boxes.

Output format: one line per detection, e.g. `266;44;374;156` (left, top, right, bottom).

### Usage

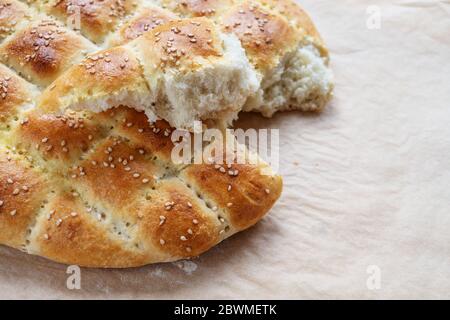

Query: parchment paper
1;0;449;299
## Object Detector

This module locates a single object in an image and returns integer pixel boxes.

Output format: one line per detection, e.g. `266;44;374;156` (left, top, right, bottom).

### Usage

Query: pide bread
0;0;331;267
37;0;333;128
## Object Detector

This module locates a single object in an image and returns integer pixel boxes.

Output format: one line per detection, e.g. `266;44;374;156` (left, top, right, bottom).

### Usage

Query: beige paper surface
1;0;449;299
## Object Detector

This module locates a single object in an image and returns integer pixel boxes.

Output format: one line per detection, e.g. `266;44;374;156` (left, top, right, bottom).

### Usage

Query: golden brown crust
162;0;325;48
38;46;148;113
135;17;224;72
132;178;222;260
160;0;328;59
28;192;149;268
162;0;235;18
221;2;300;71
180;159;282;230
14;111;108;166
68;135;164;209
259;0;327;55
0;64;37;127
0;0;32;40
0;18;96;87
45;0;138;43
109;5;178;46
101;107;177;164
0;147;49;249
261;0;318;34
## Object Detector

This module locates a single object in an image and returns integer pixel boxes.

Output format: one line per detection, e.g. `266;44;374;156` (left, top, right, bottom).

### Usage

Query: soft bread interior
244;43;334;117
151;33;260;129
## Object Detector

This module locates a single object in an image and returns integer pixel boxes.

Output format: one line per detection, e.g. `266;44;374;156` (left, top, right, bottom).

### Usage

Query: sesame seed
0;200;3;207
186;247;192;252
43;234;49;240
10;210;16;216
265;189;270;194
12;188;20;195
55;218;62;226
180;236;187;241
192;219;199;225
70;212;78;217
159;239;165;245
227;202;233;207
187;228;193;235
187;202;192;208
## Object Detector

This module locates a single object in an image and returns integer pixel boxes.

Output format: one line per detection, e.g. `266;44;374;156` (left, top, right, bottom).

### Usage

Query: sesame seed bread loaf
37;0;333;127
0;0;282;265
0;0;337;267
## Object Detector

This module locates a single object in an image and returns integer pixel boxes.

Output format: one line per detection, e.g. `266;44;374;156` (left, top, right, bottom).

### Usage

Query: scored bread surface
0;0;334;267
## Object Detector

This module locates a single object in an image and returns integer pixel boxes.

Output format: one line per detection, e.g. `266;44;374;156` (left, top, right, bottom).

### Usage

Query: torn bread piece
219;1;334;117
38;17;260;130
161;0;334;116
